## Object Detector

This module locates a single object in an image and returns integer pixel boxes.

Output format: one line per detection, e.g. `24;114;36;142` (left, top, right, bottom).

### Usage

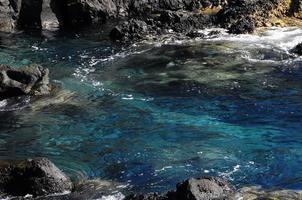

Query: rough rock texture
1;0;302;35
126;176;236;200
168;176;236;200
110;19;151;41
0;0;19;32
290;42;302;55
239;186;302;200
217;0;293;33
110;10;214;41
0;157;72;197
0;64;51;99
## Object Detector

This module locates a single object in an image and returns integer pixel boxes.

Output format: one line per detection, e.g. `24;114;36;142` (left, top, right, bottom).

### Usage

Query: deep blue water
0;27;302;194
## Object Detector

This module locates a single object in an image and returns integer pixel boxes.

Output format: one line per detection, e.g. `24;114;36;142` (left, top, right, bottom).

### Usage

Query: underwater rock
0;157;72;197
290;43;302;55
0;64;51;99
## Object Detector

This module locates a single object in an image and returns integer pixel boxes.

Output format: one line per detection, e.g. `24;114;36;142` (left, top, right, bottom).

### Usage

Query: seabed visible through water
0;27;302;198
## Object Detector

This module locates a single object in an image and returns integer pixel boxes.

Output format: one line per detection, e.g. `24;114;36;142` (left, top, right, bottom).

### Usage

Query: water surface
0;27;302;195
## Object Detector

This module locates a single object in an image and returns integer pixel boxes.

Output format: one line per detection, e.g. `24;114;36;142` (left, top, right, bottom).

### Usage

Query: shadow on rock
0;157;72;197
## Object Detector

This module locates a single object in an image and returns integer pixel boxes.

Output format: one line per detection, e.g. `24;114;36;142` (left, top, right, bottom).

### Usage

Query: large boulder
125;176;236;200
0;157;72;197
168;176;236;200
0;64;51;99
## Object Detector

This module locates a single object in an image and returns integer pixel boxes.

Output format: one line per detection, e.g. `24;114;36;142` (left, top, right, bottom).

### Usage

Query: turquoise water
0;27;302;194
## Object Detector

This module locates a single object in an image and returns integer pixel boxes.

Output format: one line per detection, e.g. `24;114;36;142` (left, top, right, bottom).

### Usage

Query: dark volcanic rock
17;0;43;29
290;43;302;55
158;10;214;32
168;176;236;200
125;193;165;200
125;176;236;200
186;30;206;38
110;19;151;41
0;157;72;197
0;64;51;99
228;16;255;34
217;0;292;34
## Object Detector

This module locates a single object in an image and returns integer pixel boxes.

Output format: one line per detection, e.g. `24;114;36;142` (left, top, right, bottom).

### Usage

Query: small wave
0;96;31;112
209;27;302;51
98;192;125;200
218;165;241;180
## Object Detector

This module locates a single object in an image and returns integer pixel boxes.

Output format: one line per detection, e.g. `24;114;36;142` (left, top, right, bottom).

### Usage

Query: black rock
290;43;302;55
0;157;72;197
228;17;255;34
126;176;236;200
168;176;236;200
186;31;206;38
110;19;150;41
0;64;51;99
17;0;43;30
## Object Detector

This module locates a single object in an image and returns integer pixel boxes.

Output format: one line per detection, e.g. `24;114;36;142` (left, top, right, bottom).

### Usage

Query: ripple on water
0;27;302;194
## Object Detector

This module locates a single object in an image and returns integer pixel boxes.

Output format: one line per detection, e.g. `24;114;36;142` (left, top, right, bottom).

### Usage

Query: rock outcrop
0;64;51;99
1;0;302;37
126;176;236;200
217;0;295;34
0;157;72;197
0;0;19;32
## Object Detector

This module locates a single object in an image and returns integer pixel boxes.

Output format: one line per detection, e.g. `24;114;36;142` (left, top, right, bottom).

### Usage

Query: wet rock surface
0;64;51;99
168;176;236;200
0;157;72;197
1;0;302;38
126;176;236;200
290;42;302;55
239;186;302;200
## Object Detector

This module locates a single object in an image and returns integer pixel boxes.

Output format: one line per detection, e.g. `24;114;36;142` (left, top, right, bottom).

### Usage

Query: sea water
0;27;302;197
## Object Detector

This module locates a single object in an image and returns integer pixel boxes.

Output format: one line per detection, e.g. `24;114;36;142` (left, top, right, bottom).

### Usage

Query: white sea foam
218;164;241;180
155;166;173;172
209;27;302;51
0;100;7;108
98;192;125;200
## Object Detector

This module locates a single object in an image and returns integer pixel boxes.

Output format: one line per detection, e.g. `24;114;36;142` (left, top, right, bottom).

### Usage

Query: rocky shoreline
1;157;302;200
1;0;302;41
1;1;302;200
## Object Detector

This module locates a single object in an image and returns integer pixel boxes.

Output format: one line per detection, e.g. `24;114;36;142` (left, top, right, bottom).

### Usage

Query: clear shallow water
0;27;302;195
